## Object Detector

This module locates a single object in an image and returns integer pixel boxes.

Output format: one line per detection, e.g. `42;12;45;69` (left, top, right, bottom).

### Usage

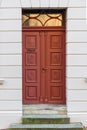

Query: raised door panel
45;31;66;104
23;32;40;104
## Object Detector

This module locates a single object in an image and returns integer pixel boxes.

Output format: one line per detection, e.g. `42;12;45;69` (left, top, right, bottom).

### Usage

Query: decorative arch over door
22;9;66;104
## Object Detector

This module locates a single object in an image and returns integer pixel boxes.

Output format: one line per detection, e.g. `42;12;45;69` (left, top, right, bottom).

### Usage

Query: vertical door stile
63;31;66;103
40;31;45;103
44;31;48;103
22;31;25;103
45;31;50;103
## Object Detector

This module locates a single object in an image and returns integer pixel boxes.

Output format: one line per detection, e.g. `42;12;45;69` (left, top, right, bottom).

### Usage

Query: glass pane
48;14;61;17
22;15;28;25
37;14;49;25
45;19;62;26
22;10;64;27
58;15;62;21
23;20;29;26
29;19;42;26
30;14;40;18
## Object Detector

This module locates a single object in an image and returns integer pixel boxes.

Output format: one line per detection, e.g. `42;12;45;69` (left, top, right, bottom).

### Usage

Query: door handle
42;68;48;71
27;48;35;52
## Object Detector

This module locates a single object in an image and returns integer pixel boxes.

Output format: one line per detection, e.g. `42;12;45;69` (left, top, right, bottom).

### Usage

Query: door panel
22;29;66;104
23;32;40;103
45;31;65;104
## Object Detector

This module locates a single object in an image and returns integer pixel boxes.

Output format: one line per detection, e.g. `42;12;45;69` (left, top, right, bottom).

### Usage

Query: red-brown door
22;28;66;104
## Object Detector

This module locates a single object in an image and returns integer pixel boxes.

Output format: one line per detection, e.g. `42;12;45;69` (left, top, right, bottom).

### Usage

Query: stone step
22;115;70;124
8;123;83;130
23;105;67;115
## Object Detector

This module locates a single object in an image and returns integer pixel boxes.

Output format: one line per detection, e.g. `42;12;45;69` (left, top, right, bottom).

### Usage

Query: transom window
22;9;65;27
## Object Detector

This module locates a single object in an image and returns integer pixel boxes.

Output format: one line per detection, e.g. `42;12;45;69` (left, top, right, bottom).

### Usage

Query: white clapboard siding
67;102;87;112
0;0;2;5
0;8;21;19
0;32;22;43
0;112;22;115
49;0;59;7
0;78;22;89
67;55;87;66
0;20;21;31
0;66;22;78
21;0;31;7
1;0;21;7
0;101;22;111
69;114;87;126
67;43;87;54
0;113;22;129
67;20;87;31
67;32;87;43
0;55;22;65
67;78;87;90
59;0;68;7
68;0;86;7
40;0;49;7
0;43;22;54
67;8;86;19
0;90;22;100
31;0;40;7
67;90;87;101
67;67;87;78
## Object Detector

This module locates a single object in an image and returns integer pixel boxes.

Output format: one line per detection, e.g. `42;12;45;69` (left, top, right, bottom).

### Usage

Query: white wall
0;0;22;129
66;0;87;126
0;0;87;129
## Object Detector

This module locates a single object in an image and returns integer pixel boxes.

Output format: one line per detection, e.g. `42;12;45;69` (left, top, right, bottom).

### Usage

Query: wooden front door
22;28;66;104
